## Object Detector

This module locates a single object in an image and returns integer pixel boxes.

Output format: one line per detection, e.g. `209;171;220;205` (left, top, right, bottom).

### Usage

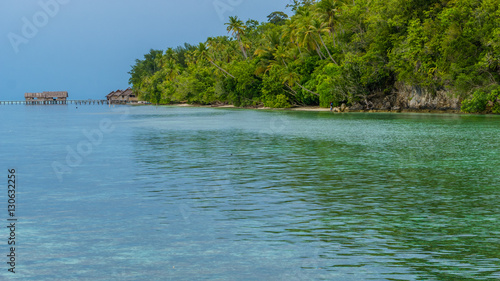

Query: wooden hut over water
106;88;137;104
25;91;68;104
106;90;119;101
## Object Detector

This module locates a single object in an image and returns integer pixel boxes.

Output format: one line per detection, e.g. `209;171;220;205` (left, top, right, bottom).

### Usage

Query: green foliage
286;0;316;12
461;90;489;113
267;11;289;25
128;0;500;112
314;63;344;107
488;90;500;114
462;87;500;113
261;67;288;107
264;94;291;108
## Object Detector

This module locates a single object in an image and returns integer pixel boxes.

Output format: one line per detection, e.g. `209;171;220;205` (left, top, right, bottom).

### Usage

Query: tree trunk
285;85;306;106
295;82;320;97
285;84;298;96
210;60;235;79
315;45;325;59
281;58;288;68
318;33;338;65
313;38;327;59
237;34;248;59
296;43;302;54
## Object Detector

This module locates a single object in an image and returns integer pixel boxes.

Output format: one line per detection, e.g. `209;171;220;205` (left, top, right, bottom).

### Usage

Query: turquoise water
0;105;499;280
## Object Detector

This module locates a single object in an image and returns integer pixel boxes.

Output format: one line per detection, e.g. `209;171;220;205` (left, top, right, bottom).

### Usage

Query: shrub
461;90;488;113
264;94;291;108
461;87;500;113
487;90;500;113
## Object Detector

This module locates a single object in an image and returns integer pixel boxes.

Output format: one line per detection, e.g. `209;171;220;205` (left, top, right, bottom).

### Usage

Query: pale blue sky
0;0;290;100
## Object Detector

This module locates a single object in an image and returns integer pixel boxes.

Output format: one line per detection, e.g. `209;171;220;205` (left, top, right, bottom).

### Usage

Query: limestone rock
349;103;363;111
381;102;391;110
395;82;460;110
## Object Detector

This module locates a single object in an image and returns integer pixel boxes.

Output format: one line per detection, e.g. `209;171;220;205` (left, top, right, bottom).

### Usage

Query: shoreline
151;103;466;114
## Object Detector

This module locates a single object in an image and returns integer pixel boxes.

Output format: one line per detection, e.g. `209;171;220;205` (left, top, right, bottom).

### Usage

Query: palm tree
281;67;300;96
254;35;275;74
225;16;248;59
164;60;180;81
273;45;290;68
299;20;327;59
282;20;302;54
310;18;338;64
196;43;235;79
207;36;238;63
281;67;320;97
294;8;329;60
315;0;342;46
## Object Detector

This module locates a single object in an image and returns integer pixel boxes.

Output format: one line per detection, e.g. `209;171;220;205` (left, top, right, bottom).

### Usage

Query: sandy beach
167;103;463;114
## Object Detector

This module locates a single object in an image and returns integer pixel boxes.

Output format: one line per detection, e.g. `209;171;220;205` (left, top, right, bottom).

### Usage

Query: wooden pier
0;100;109;105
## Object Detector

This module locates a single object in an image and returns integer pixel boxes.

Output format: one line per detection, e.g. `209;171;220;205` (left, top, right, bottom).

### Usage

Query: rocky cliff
346;83;461;112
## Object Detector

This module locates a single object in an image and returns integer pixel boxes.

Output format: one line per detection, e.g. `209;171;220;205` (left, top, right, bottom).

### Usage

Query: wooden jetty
0;100;109;105
0;91;109;105
1;90;138;105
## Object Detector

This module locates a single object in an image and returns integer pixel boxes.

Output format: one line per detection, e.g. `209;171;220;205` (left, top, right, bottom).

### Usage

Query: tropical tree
225;16;249;59
310;18;337;64
128;0;500;111
315;0;342;46
267;11;289;25
195;42;235;79
295;8;328;59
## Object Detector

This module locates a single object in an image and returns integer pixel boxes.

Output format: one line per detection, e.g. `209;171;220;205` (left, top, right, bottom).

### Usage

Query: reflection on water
0;105;499;280
129;107;500;280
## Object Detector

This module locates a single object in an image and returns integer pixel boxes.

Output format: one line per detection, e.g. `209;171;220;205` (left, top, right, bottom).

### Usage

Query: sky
0;0;291;100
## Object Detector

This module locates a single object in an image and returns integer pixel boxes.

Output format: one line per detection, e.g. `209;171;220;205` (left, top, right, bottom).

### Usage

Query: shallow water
0;105;499;280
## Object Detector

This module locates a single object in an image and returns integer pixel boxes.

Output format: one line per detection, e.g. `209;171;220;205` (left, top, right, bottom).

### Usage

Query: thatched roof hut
106;88;137;103
119;88;134;98
106;90;122;99
25;91;68;100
